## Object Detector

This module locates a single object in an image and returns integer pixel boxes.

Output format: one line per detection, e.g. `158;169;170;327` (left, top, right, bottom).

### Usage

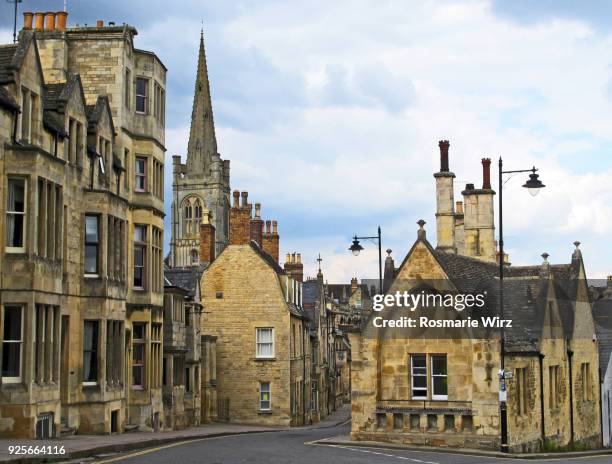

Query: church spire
186;29;218;172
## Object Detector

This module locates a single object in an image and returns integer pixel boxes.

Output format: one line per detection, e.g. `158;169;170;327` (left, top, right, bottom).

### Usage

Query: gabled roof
86;95;115;135
0;86;18;111
249;241;285;275
0;44;18;84
593;298;612;373
0;34;43;86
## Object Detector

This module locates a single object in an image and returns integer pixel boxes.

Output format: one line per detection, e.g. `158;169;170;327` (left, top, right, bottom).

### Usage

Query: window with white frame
431;355;448;400
135;156;147;192
256;328;274;358
135;77;148;114
259;382;271;410
133;225;147;289
6;177;27;252
2;305;23;383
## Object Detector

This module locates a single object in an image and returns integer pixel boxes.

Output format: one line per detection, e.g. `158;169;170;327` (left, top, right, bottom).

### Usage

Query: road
97;422;612;464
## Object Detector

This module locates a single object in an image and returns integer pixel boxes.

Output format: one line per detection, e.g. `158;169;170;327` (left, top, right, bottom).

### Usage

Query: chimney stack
351;277;358;293
481;158;492;189
45;12;56;31
262;220;280;262
284;251;304;282
249;202;264;247
199;209;216;264
229;191;252;246
434;139;456;253
23;12;33;30
56;11;68;31
96;20;104;28
455;201;464;215
439;140;450;172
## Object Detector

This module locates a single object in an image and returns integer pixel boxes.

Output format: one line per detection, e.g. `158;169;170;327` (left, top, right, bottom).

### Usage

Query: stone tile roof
593;299;612;373
0;44;18;84
43;111;67;137
43;83;66;111
164;265;205;297
303;279;321;306
327;284;370;303
0;86;18;110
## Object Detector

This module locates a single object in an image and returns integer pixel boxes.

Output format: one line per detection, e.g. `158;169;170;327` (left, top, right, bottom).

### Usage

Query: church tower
170;31;230;267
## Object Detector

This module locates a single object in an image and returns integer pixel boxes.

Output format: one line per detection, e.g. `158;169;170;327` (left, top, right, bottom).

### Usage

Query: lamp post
6;0;22;44
498;158;545;453
349;226;383;295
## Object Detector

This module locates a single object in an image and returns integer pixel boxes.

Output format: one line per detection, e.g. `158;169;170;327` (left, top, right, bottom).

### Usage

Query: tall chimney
199;209;216;264
56;11;68;31
229;191;251;245
351;277;358;293
23;12;33;30
481;158;492;190
439;140;450;172
249;202;264;247
262;220;280;262
284;251;304;282
434;139;456;253
45;12;56;31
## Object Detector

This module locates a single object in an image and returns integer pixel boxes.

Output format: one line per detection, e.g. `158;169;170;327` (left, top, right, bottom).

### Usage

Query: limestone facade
349;142;602;452
0;12;165;437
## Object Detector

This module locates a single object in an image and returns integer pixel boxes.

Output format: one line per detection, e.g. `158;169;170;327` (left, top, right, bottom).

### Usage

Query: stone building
592;276;612;447
199;195;312;426
162;262;218;429
169;33;230;267
349;141;601;452
0;11;165;437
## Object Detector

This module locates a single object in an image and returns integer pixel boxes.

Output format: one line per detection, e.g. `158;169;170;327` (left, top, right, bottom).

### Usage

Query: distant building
0;10;166;437
592;276;612;447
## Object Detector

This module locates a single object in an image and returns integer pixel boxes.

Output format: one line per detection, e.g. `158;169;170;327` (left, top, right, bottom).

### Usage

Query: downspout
302;319;306;425
12;108;20;143
539;353;546;444
567;345;575;445
599;366;604;448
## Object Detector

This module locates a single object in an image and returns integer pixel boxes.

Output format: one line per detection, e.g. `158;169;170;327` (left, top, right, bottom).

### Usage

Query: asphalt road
98;422;612;464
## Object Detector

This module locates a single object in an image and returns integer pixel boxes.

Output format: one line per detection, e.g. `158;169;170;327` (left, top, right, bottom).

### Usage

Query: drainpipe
11;108;20;143
539;353;546;444
567;345;575;445
302;320;307;425
599;366;604;448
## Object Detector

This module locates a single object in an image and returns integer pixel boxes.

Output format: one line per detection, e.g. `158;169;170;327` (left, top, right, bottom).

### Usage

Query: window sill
258;410;272;415
254;357;276;362
84;274;100;279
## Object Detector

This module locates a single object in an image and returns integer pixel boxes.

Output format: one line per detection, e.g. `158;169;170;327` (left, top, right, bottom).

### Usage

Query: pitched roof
86;95;115;134
0;85;18;111
164;265;205;296
43;111;67;137
593;298;612;373
249;241;285;275
0;44;18;84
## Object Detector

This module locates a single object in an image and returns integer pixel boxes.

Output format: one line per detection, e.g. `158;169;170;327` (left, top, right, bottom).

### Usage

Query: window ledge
258;410;272;415
254;357;276;362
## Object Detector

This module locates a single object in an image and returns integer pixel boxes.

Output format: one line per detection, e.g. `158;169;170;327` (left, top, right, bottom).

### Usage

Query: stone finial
386;249;392;257
573;241;581;249
417;219;426;240
572;241;582;259
541;252;549;263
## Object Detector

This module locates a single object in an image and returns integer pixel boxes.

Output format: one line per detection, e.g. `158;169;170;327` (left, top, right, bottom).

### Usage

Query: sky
1;0;611;284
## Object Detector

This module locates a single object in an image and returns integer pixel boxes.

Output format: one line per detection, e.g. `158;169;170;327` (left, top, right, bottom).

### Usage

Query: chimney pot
45;12;56;31
34;12;45;31
56;11;67;31
109;21;115;26
272;220;278;235
285;253;291;263
465;183;475;191
265;220;271;234
96;20;104;27
241;191;248;208
255;203;261;219
297;253;301;263
23;12;33;30
481;158;492;189
232;190;239;207
438;140;450;172
455;201;464;215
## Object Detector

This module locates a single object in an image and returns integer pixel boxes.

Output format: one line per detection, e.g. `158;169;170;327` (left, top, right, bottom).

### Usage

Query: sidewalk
313;434;612;460
0;405;351;463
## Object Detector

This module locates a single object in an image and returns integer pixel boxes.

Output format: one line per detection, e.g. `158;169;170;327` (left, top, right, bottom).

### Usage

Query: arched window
191;249;199;265
194;199;202;220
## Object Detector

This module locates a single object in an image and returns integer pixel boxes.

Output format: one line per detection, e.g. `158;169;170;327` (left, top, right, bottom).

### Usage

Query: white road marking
325;444;440;463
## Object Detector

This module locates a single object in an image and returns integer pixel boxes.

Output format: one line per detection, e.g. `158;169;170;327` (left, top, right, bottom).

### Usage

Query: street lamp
348;226;383;295
498;158;545;453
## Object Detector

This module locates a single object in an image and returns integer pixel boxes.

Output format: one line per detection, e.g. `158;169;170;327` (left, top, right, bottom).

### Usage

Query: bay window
2;305;23;382
6;177;26;252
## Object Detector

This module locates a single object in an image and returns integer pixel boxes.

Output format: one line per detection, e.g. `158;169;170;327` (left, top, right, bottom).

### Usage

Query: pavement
0;406;351;463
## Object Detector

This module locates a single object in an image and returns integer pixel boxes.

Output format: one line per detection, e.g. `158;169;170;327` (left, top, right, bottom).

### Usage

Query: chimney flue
232;190;239;207
255;203;261;219
265;220;271;235
438;140;450;172
241;191;248;208
23;12;33;30
481;158;492;189
56;11;67;30
34;12;45;31
45;12;56;30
